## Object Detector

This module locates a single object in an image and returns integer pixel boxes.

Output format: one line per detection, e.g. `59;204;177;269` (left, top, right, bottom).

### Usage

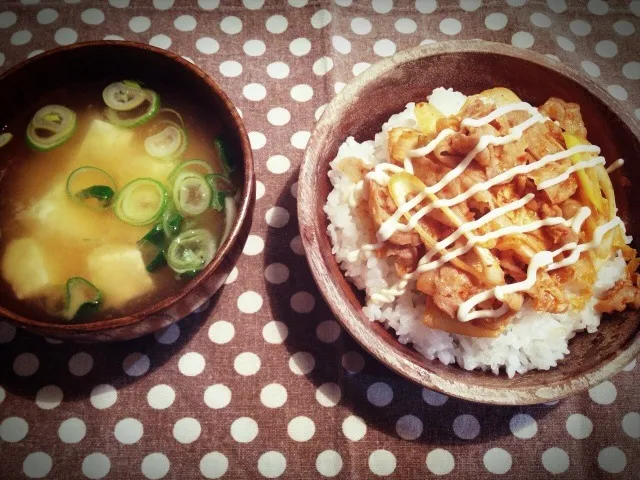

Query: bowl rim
298;39;640;405
0;40;255;333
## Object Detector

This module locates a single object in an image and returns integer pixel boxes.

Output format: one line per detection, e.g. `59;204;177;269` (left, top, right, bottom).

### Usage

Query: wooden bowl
298;40;640;405
0;41;254;341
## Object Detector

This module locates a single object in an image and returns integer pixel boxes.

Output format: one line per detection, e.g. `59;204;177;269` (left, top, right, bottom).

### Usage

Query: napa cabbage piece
87;244;154;307
1;238;60;299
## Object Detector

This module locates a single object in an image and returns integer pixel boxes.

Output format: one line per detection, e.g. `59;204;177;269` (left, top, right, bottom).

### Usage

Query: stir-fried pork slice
539;202;579;248
596;278;640;313
378;243;420;276
367;181;420;246
529;271;569;313
416;265;480;318
539;97;588;139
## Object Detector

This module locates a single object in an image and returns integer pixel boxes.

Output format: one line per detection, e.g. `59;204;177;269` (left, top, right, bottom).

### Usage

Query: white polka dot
460;0;482;11
82;453;110;479
90;384;117;409
624;358;637;370
234;352;261;376
530;12;551;28
37;8;58;24
542;448;569;474
589;380;617;404
231;417;258;443
570;19;591;36
351;17;372;35
244;39;265;56
453;414;480;440
266;14;288;34
598;447;626;474
396;414;423;440
614;20;634;36
509;413;537;439
35;385;63;410
261;383;287;408
290;37;311;56
623;62;640;80
512;31;534;48
208;320;235;344
123;352;150;377
426;449;455;475
243;83;266;101
415;0;437;13
291;291;315;313
248;131;266;150
104;35;124;41
173;417;201;444
13;352;39;376
81;8;104;25
153;324;179;345
596;40;617;58
220;16;241;34
0;11;17;28
316;450;342;477
288;416;315;442
289;351;315;375
483;448;512;474
556;35;575;52
198;0;219;9
149;34;171;49
23;452;52;479
196;37;219;54
291;130;310;149
367;382;393;407
265;207;290;228
65;352;92;376
0;321;16;343
153;0;173;9
311;9;332;29
422;388;449;406
267;61;289;79
267;108;291;126
588;0;608;14
373;0;393;13
178;352;205;376
290;182;298;198
342;351;365;373
547;0;566;12
174;14;196;31
440;18;462;35
581;60;600;77
243;0;264;9
607;85;628;101
334;82;345;95
0;417;28;442
335;0;352;5
374;39;396;57
58;418;86;443
147;384;175;409
114;418;143;444
315;382;341;407
11;30;32;45
485;12;507;30
237;291;263;313
109;0;130;7
315;104;327;120
243;235;264;255
264;263;290;287
632;0;640;16
290;85;313;103
622;412;640;438
258;451;286;478
369;450;396;476
204;384;231;409
141;453;170;479
395;18;417;34
255;181;266;200
566;413;593;439
290;235;304;255
316;320;340;343
332;35;351;55
342;415;366;441
200;452;228;479
507;0;526;5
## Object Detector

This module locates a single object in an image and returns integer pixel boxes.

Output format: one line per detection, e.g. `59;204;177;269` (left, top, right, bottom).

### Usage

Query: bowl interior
0;42;253;333
301;42;640;404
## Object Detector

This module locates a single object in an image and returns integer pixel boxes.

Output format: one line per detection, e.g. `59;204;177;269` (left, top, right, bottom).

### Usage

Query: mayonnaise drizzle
606;158;624;174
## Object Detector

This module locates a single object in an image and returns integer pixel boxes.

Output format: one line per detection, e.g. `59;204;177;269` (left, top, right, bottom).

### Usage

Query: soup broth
0;81;238;322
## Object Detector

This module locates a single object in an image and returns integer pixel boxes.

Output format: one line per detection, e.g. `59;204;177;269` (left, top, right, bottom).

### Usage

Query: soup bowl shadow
0;41;254;342
263;170;555;445
297;40;640;405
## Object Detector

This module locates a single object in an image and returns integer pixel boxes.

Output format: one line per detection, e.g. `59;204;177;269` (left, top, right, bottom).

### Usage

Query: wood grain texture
0;41;255;341
298;40;640;405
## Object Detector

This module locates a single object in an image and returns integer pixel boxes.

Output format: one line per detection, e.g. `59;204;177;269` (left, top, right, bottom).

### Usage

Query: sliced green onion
114;177;167;226
214;137;234;173
206;173;236;212
144;122;186;159
105;90;160;128
102;81;147;111
137;224;166;272
66;166;116;210
157;107;185;128
26;105;76;151
167;159;214;185
163;208;183;240
0;132;13;148
172;171;212;216
166;228;217;274
62;277;101;320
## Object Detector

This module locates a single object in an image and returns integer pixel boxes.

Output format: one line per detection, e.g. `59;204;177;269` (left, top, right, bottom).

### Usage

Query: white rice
324;90;628;377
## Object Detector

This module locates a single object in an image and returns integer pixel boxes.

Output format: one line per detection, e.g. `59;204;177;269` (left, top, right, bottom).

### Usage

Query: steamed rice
324;90;627;377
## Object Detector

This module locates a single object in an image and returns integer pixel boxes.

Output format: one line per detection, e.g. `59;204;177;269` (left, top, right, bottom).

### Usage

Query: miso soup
0;80;239;322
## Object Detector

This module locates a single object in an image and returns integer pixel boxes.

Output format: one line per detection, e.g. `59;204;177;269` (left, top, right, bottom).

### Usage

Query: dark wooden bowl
298;40;640;405
0;41;254;341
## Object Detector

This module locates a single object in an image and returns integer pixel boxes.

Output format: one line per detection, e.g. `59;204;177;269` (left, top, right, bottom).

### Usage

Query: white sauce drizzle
606;158;624;174
537;156;605;190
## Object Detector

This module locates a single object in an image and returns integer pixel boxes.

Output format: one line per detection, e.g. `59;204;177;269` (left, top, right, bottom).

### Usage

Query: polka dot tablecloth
0;0;639;478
